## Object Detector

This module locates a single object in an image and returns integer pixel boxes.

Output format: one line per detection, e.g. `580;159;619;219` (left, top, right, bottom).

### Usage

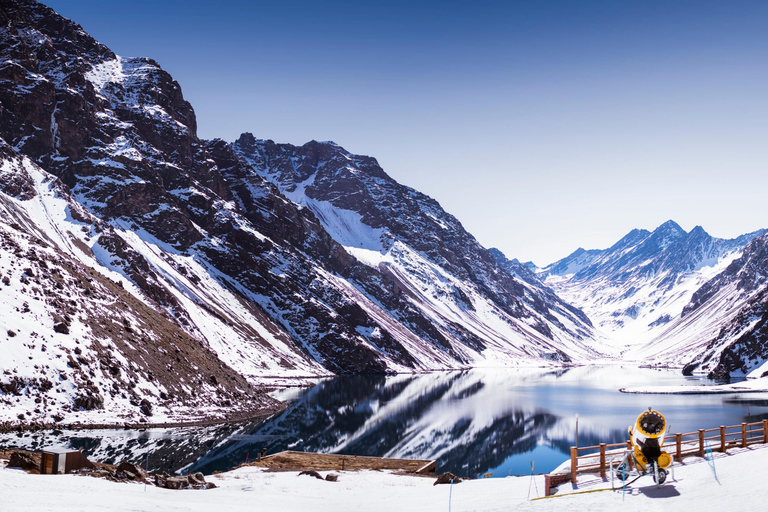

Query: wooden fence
544;419;768;495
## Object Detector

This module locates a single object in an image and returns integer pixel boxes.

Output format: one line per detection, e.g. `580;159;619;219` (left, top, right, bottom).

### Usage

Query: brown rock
8;451;39;473
298;470;324;480
115;461;146;482
434;472;462;486
153;472;216;490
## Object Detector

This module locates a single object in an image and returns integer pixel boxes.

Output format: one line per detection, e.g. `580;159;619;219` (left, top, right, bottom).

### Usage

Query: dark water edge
2;366;766;478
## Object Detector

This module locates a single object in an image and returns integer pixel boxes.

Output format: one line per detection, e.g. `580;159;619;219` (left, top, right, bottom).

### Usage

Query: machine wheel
652;466;667;484
615;463;630;481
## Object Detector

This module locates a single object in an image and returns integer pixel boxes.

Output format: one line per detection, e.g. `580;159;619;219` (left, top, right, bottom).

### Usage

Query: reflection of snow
2;367;764;478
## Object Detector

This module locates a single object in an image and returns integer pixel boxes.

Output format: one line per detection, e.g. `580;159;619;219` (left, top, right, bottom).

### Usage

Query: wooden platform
246;450;436;474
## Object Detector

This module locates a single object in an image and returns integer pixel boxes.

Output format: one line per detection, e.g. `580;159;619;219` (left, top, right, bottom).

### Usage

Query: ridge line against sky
38;0;768;266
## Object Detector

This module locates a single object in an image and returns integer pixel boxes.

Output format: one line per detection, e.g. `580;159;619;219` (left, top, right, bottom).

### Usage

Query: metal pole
575;413;579;448
144;452;149;492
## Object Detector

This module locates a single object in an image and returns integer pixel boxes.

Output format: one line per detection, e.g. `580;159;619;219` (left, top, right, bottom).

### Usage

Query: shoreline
0;401;288;434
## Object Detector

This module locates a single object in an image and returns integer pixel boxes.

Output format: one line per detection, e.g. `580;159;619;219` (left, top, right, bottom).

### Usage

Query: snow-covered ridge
233;134;599;365
539;221;765;357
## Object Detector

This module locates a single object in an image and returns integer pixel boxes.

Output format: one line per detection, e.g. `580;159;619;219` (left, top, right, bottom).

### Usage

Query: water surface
3;366;766;477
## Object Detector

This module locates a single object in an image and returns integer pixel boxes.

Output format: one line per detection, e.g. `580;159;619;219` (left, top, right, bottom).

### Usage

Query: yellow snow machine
616;408;672;484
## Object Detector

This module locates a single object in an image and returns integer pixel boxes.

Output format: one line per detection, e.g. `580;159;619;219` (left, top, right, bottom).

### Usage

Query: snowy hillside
0;0;610;427
539;221;764;353
635;232;768;378
0;140;281;427
232;134;598;366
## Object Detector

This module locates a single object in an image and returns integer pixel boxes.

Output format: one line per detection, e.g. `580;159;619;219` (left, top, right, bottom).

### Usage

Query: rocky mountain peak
646;219;686;249
0;0;607;431
541;220;765;346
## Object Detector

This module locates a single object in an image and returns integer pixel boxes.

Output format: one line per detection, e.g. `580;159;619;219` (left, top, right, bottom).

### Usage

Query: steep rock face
0;0;601;409
541;220;765;347
233;134;597;364
0;141;280;426
1;0;434;380
643;233;768;378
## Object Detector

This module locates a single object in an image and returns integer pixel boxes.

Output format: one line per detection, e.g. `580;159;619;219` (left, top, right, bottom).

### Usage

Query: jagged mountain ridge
232;134;597;363
0;0;601;424
636;232;768;378
539;220;765;347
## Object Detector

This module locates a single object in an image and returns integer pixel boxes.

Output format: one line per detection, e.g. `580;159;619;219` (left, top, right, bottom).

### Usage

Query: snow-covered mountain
232;134;597;364
635;232;768;378
0;139;282;427
0;0;601;426
538;221;765;352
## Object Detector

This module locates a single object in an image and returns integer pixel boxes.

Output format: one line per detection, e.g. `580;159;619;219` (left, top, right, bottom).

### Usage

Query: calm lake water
3;366;767;477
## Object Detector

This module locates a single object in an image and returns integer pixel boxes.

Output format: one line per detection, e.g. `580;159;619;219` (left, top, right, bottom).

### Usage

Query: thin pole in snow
528;460;538;499
144;452;149;493
575;414;579;448
622;457;626;501
705;440;720;485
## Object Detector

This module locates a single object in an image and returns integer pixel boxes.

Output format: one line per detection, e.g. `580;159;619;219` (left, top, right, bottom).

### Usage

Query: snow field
2;443;767;512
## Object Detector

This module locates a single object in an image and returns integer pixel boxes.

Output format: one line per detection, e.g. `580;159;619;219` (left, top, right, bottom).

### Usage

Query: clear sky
43;0;768;266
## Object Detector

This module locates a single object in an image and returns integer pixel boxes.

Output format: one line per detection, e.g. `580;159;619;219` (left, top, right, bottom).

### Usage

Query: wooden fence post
698;429;705;457
720;426;726;453
741;423;748;447
570;447;578;484
599;444;606;478
544;475;551;497
675;433;682;462
626;441;634;470
763;419;768;443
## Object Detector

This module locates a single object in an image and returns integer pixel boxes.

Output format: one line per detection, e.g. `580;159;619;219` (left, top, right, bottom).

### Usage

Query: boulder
8;451;39;473
298;470;324;480
115;462;147;482
434;472;462;485
154;472;216;490
139;399;153;416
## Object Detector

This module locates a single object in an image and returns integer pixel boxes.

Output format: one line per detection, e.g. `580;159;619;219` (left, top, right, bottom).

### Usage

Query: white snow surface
545;252;740;352
2;444;767;511
621;375;768;394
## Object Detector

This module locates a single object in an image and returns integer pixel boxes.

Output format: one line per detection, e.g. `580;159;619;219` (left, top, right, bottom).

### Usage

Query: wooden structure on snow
40;447;94;474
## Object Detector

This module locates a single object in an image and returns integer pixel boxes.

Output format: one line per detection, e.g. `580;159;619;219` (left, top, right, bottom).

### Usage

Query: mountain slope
636;232;768;378
0;0;606;428
540;220;765;349
0;139;282;426
232;134;597;364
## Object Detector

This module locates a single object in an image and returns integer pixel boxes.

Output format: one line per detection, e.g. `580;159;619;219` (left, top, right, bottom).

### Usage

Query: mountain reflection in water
2;366;763;477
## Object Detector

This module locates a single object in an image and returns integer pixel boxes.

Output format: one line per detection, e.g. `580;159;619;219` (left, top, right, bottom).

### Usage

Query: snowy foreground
3;444;767;512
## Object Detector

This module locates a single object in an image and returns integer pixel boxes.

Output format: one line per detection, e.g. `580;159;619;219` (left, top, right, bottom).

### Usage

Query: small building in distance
40;448;94;474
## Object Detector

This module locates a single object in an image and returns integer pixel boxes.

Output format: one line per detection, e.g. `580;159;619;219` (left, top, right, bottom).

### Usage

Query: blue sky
44;0;768;265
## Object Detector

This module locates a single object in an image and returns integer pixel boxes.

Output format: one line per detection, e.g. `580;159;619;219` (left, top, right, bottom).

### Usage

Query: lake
2;366;766;477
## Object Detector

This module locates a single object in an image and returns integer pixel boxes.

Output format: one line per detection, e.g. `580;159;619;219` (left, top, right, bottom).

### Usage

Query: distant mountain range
522;221;768;377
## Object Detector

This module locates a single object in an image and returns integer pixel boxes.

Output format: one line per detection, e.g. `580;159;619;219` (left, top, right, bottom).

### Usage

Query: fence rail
544;419;768;495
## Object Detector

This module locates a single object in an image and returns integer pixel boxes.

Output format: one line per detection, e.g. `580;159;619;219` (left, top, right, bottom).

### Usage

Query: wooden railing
546;419;768;492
